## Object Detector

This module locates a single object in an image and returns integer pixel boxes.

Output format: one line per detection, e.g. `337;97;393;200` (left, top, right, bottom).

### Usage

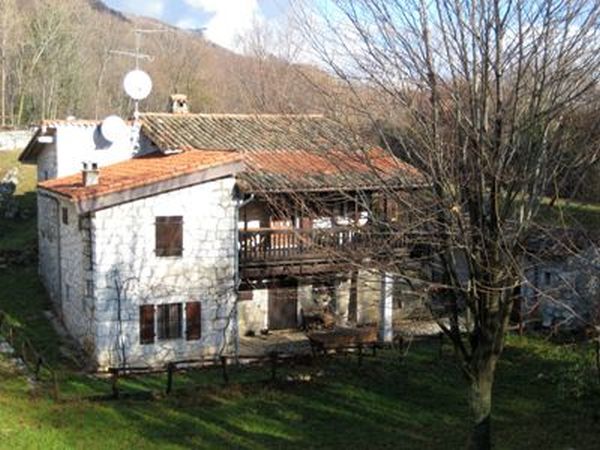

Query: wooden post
220;356;229;385
35;356;43;380
52;371;60;402
269;351;278;382
166;363;174;395
358;344;363;367
397;336;405;361
110;369;120;399
595;336;600;385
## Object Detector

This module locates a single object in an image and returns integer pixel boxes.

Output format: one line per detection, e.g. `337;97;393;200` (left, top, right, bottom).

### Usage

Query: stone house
520;230;600;329
20;108;423;370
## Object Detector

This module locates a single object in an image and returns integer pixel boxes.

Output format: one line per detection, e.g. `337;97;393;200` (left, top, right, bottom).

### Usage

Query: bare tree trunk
469;365;494;450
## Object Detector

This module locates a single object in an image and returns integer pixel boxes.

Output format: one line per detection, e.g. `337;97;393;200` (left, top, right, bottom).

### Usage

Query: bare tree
281;1;600;448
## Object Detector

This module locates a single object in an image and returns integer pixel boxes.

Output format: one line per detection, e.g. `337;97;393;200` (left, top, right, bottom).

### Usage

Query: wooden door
268;283;298;330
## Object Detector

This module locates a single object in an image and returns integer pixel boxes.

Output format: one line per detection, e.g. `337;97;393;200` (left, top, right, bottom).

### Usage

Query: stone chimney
169;94;189;114
82;162;99;187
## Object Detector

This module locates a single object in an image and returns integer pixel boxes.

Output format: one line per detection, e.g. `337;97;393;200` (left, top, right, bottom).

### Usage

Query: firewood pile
307;326;378;350
300;308;336;330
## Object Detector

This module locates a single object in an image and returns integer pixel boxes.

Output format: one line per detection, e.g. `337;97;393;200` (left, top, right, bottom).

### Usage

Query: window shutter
155;216;183;257
139;305;155;344
186;302;202;340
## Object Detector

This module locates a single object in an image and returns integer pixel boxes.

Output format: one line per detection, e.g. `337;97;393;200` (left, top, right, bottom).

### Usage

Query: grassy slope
538;198;600;233
1;150;599;449
0;150;37;251
0;331;599;450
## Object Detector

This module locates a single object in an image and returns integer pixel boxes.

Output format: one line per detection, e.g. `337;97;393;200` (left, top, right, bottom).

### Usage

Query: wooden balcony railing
239;227;392;264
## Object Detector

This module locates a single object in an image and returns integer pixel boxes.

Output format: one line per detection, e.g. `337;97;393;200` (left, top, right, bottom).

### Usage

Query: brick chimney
82;162;99;186
169;94;189;114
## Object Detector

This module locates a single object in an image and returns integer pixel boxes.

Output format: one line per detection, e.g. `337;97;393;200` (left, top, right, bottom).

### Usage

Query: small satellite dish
123;69;153;101
101;115;129;143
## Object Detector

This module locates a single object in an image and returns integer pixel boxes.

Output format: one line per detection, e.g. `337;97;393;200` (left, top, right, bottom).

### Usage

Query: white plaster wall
91;177;238;369
336;276;351;321
36;141;57;181
54;125;134;178
237;289;268;335
357;270;381;325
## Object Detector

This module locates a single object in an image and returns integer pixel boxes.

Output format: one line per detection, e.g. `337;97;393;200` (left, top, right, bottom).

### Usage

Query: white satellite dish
123;69;152;101
101;115;129;143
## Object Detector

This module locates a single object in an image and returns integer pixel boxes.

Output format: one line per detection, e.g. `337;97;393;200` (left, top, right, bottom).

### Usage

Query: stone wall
91;177;238;369
37;194;61;307
0;129;34;151
59;200;95;351
522;247;600;329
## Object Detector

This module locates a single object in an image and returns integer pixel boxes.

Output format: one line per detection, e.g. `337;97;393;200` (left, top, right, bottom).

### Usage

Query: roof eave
42;159;244;214
18;127;44;164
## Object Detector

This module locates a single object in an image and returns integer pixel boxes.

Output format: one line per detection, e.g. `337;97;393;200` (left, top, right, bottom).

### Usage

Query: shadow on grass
17;339;598;450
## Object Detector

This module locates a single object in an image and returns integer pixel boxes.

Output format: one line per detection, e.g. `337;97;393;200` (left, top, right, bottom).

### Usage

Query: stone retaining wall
0;129;34;151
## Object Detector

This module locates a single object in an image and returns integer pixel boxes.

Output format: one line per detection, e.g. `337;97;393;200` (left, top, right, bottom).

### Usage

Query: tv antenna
110;28;167;118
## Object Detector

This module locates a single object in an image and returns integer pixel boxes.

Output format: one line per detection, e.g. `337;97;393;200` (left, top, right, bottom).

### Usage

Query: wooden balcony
238;227;410;278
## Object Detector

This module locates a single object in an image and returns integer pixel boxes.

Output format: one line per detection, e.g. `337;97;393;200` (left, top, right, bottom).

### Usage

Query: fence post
110;369;120;399
166;363;174;395
269;351;278;382
35;356;43;381
52;371;60;402
220;356;229;385
358;344;363;367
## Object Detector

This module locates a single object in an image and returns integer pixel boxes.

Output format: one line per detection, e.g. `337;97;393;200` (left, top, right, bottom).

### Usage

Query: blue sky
103;0;288;50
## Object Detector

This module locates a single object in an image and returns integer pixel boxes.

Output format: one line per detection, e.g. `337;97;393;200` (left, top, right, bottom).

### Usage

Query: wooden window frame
155;216;183;257
185;302;202;341
157;303;183;341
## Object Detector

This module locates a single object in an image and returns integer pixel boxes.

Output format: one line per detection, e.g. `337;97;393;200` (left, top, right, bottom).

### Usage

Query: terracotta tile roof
39;150;242;201
239;147;424;192
139;113;424;192
40;119;101;128
140;113;345;152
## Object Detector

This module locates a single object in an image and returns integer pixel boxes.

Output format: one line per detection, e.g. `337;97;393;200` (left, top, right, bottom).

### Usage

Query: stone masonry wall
37;194;60;306
58;199;95;350
0;129;34;151
91;177;238;369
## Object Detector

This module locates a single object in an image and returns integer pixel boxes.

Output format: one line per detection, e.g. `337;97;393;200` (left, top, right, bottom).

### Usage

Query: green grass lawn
1;150;600;449
0;321;599;450
0;150;37;251
538;197;600;232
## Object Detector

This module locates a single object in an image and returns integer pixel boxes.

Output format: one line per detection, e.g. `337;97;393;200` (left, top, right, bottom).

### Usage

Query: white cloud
183;0;263;50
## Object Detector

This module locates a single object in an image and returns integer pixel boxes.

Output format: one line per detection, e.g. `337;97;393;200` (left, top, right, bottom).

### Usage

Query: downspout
233;193;255;363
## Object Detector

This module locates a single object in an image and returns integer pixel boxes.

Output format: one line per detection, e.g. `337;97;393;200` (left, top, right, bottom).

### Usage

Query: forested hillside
0;0;323;126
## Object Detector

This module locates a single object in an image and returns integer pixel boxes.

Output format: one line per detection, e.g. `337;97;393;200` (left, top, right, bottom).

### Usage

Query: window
155;216;183;257
140;305;155;345
157;303;182;340
186;302;202;341
62;207;69;225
